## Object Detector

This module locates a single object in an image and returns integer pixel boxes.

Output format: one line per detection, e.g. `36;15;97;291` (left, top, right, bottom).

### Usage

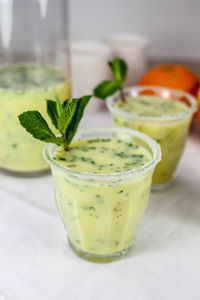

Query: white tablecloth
0;111;200;300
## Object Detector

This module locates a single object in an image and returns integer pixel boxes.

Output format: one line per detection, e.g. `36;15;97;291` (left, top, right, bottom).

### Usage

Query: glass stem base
68;239;134;263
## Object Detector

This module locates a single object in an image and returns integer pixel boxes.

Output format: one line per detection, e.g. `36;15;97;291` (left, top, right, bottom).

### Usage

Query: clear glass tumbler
106;86;197;190
44;126;161;262
0;0;70;175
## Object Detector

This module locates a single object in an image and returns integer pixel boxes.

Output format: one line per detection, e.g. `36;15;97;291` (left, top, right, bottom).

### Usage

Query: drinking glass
44;126;161;262
106;86;197;190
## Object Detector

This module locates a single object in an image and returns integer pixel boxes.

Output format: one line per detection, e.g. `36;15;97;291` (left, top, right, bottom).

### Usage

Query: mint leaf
93;57;127;101
93;81;119;99
18;111;65;145
57;100;77;135
47;98;71;129
56;97;64;117
63;99;69;107
18;95;92;151
66;95;92;144
108;57;127;85
47;100;58;128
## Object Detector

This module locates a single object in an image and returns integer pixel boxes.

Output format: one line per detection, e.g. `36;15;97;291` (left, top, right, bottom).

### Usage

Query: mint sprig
18;95;92;151
46;100;59;128
65;95;91;144
57;100;77;136
108;58;127;85
93;81;119;100
93;57;127;102
18;111;65;145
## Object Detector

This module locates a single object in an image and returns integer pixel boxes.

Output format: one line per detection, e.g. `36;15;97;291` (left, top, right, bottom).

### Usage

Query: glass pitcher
0;0;70;175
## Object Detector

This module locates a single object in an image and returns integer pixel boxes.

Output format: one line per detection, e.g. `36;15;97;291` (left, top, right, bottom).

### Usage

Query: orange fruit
138;64;199;96
195;88;200;126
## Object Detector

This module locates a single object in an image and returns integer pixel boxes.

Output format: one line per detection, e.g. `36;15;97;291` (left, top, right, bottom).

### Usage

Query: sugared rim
43;126;161;182
106;86;198;121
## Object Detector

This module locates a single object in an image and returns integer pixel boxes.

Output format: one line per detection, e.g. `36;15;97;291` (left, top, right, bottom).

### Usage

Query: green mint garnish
93;57;127;102
18;95;92;151
18;111;65;145
65;95;91;145
93;81;119;100
46;100;59;129
108;58;127;85
57;100;77;136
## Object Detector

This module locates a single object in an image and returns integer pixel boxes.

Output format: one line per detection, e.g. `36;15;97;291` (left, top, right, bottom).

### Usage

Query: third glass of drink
106;86;197;190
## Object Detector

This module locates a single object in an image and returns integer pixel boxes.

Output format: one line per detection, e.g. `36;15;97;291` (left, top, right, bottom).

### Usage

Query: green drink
0;65;70;174
106;86;197;190
44;127;161;261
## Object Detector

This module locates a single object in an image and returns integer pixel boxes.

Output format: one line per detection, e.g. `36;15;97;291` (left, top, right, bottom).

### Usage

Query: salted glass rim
106;86;198;122
43;126;161;182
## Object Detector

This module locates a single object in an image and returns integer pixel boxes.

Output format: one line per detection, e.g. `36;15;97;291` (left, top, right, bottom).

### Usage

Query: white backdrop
69;0;200;59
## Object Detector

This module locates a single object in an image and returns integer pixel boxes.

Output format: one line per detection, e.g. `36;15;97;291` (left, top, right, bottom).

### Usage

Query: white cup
103;33;149;86
70;41;112;113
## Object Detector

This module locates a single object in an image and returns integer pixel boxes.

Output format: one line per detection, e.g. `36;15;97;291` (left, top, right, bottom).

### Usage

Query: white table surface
0;110;200;300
